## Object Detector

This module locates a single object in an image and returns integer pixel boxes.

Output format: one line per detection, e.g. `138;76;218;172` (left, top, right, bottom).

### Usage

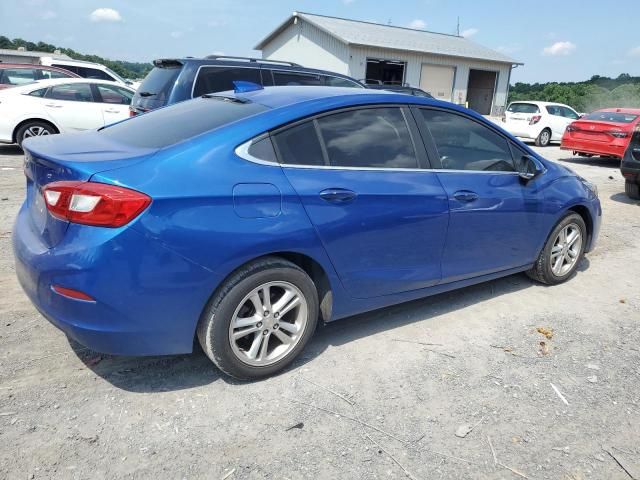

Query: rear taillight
529;115;541;125
42;181;151;227
129;106;137;117
566;124;578;132
609;130;628;138
501;113;506;123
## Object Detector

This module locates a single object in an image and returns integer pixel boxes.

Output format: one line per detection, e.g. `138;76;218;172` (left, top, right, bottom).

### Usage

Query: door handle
44;104;62;108
453;190;479;202
319;188;357;203
104;108;120;113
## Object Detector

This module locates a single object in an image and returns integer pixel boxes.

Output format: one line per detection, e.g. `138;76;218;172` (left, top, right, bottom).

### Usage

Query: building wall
347;46;512;114
0;54;40;65
261;20;350;75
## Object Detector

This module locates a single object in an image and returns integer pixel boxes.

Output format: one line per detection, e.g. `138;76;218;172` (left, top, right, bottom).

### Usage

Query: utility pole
457;16;460;36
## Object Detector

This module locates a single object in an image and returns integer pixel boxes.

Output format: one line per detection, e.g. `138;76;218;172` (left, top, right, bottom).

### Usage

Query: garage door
420;64;455;102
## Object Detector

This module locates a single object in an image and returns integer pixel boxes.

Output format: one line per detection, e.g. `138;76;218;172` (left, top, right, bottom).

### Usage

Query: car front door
93;83;133;126
416;107;546;283
273;106;450;299
42;83;104;132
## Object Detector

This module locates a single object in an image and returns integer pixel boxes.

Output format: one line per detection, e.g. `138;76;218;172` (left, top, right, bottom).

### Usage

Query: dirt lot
0;142;639;480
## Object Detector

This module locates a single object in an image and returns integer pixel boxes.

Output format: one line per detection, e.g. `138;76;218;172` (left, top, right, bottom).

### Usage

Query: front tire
197;257;319;380
16;121;55;147
535;128;552;147
527;213;586;285
625;180;640;200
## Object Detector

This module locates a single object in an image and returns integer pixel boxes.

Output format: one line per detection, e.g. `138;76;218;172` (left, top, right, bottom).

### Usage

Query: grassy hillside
508;74;640;113
0;37;152;80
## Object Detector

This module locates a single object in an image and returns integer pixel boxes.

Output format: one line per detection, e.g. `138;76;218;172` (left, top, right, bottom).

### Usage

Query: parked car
0;78;135;146
621;125;640;199
561;108;640;160
13;85;601;380
130;55;364;115
502;101;581;147
366;83;434;98
39;57;139;89
0;63;79;89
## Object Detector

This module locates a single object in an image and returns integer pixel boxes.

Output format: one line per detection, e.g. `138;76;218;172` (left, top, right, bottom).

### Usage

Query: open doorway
365;58;406;85
467;69;497;115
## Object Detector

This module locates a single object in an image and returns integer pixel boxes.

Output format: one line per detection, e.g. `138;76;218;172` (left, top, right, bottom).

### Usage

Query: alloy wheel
550;223;582;276
23;126;51;139
228;281;308;366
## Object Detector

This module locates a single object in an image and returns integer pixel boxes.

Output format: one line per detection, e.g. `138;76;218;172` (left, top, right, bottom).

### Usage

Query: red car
0;64;79;90
561;108;640;159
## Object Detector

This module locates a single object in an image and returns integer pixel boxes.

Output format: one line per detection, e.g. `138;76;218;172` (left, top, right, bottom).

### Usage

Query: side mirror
518;155;544;181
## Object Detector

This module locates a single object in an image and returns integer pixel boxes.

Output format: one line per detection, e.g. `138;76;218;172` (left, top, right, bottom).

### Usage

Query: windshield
583;111;639;123
101;96;268;148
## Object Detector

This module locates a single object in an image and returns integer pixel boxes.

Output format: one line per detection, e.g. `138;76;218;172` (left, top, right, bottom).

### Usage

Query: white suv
502;101;580;147
39;57;139;89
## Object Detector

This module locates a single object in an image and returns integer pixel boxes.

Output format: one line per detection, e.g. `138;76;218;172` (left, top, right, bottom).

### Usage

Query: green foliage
0;36;152;79
509;75;640;112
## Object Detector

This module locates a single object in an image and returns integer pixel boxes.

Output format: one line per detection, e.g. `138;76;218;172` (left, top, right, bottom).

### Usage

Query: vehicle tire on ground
527;212;587;285
197;256;319;380
625;180;640;200
535;128;552;147
16;121;56;147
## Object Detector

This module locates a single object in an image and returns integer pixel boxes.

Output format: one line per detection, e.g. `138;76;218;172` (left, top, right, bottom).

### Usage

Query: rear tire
527;213;586;285
535;128;552;147
197;256;319;380
625;180;640;200
15;121;56;147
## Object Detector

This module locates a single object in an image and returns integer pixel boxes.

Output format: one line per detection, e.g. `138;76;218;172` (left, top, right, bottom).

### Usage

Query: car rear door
415;107;546;282
42;83;104;132
545;105;571;140
273;106;450;299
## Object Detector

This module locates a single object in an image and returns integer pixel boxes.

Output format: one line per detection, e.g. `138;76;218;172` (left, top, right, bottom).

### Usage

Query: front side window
46;83;94;102
317;108;418;169
272;71;323;86
546;105;563;116
420;109;515;172
561;107;579;119
96;84;133;104
193;67;262;97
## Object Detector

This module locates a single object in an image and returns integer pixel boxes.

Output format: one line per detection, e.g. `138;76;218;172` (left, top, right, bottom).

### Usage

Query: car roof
0;77;134;93
40;57;109;69
509;100;571;107
216;85;449;110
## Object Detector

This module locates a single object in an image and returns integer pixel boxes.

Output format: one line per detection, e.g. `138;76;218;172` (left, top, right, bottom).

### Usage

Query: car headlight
579;177;598;198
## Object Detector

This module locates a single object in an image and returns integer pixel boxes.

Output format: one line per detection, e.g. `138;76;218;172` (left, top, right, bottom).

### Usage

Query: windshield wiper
138;91;156;97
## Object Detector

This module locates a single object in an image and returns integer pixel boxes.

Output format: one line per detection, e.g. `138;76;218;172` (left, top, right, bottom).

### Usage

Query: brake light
52;285;95;302
129;106;137;117
529;115;541;125
42;181;151;227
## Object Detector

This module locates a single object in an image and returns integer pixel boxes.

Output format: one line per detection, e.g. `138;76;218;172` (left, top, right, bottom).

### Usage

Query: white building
0;47;71;65
255;12;522;115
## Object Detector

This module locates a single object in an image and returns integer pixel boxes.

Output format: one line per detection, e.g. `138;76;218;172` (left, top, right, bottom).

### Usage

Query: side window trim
417;106;519;174
312;118;331;166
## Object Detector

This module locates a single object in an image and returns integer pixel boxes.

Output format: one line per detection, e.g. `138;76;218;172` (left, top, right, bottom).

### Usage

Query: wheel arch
12;118;60;143
567;204;593;247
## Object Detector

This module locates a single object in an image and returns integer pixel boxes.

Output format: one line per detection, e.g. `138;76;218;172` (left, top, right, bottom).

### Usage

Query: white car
0;78;135;146
502;101;581;147
39;57;140;90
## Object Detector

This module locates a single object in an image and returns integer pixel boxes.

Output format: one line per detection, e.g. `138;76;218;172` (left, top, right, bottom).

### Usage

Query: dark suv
621;127;640;199
130;56;364;115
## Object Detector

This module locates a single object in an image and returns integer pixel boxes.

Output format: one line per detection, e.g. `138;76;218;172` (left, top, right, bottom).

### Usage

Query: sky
1;0;639;84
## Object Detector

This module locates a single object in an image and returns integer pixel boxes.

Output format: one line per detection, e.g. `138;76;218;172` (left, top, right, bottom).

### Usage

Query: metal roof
255;12;521;65
0;48;71;60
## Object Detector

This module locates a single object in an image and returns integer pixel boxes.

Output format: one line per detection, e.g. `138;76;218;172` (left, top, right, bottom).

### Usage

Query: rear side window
46;83;94;102
193;67;262;96
0;68;37;85
273;122;325;166
420;109;515;172
546;105;562;116
507;103;540;114
273;71;323;86
247;137;277;163
137;66;181;105
100;97;268;148
317;108;418;169
52;64;78;74
77;66;113;81
27;88;47;97
41;69;73;80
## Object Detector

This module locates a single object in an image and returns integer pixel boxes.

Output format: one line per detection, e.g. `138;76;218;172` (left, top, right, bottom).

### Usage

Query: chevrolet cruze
13;85;601;379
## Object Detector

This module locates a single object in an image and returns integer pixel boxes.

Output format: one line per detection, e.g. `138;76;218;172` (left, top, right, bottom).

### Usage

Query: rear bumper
12;202;218;356
561;136;629;158
503;122;541;140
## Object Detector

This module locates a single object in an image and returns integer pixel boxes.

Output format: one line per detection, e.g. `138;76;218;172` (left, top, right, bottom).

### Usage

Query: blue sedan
13;85;601;379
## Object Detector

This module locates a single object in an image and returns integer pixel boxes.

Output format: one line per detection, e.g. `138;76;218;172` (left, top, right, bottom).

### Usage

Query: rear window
100;96;268;148
583;111;639;123
137;66;182;105
507;103;540;114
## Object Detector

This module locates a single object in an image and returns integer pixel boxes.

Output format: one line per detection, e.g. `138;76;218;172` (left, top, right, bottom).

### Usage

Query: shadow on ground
0;145;23;157
610;192;640;205
556;156;620;169
73;270;549;393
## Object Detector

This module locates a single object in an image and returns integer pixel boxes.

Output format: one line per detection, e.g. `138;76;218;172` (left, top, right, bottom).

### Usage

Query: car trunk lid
567;120;631;143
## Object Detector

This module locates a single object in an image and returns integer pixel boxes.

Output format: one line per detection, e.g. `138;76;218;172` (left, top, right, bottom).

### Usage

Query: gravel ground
0;142;639;480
